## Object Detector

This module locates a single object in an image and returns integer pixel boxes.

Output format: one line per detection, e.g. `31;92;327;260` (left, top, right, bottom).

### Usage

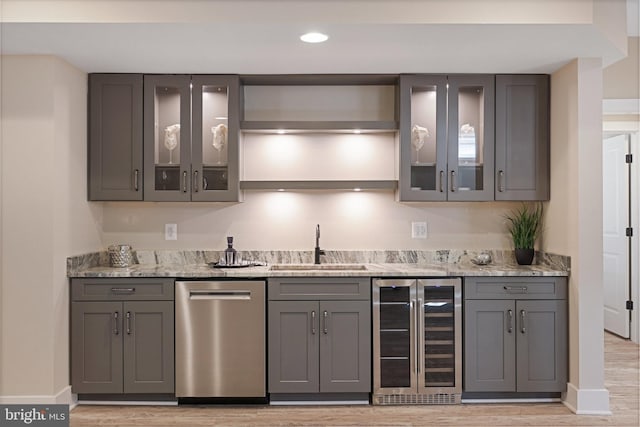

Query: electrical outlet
411;221;427;239
165;223;178;240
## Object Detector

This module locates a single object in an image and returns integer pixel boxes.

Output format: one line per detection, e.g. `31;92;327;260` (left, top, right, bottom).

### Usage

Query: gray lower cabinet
464;277;567;393
70;278;174;395
268;278;371;395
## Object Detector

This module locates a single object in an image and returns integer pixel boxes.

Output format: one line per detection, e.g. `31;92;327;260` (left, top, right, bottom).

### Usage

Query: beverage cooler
372;278;462;404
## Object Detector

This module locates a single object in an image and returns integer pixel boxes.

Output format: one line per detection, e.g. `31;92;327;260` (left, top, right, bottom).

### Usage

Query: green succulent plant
505;203;543;249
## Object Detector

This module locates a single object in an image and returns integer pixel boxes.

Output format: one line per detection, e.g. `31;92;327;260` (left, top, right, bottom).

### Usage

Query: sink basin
269;264;368;271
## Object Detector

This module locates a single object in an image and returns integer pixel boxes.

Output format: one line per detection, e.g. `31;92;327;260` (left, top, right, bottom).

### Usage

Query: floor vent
374;393;461;405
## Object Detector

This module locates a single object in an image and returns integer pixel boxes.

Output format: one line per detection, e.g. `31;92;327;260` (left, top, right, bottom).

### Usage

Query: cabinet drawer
464;277;566;300
268;278;370;301
71;278;174;301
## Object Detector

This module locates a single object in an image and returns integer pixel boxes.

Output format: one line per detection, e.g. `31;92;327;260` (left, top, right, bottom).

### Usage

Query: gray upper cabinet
464;277;567;393
495;75;550;200
399;74;495;201
267;278;371;396
143;74;240;201
70;278;174;395
88;74;143;201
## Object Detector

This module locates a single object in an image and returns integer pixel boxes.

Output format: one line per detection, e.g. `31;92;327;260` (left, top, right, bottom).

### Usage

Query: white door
603;134;630;338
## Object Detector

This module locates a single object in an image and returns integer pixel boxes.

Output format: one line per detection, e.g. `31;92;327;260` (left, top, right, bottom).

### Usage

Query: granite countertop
68;249;569;278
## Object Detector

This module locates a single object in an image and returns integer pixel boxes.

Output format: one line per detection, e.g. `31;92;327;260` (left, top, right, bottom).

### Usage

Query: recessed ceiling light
300;32;329;43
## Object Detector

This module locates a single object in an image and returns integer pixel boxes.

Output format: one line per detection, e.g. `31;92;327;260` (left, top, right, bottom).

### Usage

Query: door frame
603;120;639;344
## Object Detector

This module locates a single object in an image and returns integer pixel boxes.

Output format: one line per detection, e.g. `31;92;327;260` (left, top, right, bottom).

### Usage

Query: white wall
0;55;102;402
101;196;522;251
547;58;610;414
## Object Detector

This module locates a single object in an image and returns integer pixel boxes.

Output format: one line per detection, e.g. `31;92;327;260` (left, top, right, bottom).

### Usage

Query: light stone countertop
68;261;568;278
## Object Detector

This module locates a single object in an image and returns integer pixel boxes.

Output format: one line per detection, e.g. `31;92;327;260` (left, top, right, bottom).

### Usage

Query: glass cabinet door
418;278;462;393
143;75;192;201
447;75;495;201
373;280;416;394
399;75;448;201
191;75;240;202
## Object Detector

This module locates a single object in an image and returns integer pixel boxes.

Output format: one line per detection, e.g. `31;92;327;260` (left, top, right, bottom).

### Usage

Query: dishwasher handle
189;290;251;300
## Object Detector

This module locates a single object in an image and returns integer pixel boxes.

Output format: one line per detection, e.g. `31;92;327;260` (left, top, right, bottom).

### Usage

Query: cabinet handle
311;310;316;335
203;176;208;191
111;287;135;294
126;311;132;335
134;169;140;192
450;170;456;192
507;309;513;333
417;298;423;374
498;170;505;192
520;310;526;334
323;310;328;334
410;299;416;374
113;311;119;335
182;171;188;193
439;170;444;193
503;286;528;294
193;171;199;192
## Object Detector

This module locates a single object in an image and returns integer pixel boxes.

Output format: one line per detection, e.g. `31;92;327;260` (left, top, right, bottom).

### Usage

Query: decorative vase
514;248;535;265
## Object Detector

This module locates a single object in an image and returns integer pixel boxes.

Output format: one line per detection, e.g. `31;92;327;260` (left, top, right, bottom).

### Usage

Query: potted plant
505;203;543;265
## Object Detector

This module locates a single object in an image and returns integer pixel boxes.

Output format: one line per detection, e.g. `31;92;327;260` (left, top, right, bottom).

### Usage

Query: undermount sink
269;264;368;271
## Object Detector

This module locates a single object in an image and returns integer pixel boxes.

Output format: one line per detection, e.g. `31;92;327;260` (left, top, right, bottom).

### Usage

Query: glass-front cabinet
399;75;494;201
144;75;240;201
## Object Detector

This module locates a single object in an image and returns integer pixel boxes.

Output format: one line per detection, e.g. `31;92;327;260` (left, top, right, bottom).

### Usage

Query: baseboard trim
562;382;611;415
0;386;74;406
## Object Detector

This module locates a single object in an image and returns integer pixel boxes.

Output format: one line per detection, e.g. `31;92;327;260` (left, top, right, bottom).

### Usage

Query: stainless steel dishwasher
175;280;266;399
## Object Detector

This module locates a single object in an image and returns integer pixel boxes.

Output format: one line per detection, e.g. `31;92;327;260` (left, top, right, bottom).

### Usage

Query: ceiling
1;0;637;75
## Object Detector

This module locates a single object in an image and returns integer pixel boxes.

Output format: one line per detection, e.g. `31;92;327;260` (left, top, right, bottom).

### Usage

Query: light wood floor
70;332;639;426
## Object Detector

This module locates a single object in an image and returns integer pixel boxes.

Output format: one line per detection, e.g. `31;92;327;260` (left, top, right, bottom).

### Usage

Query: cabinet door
143;75;192;201
268;301;319;393
191;75;241;201
319;300;371;393
516;300;567;392
71;302;123;394
464;299;516;392
123;301;174;394
447;75;495;201
88;74;143;201
398;75;448;201
495;75;549;201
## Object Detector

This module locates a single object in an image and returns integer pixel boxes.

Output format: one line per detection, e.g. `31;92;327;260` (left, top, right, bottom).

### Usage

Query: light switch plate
165;223;178;240
411;221;427;239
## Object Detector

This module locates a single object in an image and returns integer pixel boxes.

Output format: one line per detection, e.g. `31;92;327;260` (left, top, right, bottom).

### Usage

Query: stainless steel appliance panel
373;278;462;405
175;280;265;398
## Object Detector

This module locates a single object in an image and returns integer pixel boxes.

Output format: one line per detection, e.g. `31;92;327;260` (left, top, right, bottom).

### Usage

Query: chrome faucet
314;224;325;264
